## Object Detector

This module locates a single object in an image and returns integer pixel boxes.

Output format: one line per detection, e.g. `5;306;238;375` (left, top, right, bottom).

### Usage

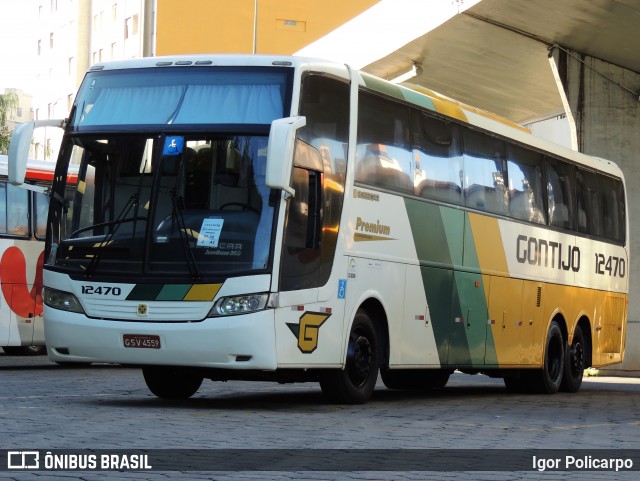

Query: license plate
123;334;161;349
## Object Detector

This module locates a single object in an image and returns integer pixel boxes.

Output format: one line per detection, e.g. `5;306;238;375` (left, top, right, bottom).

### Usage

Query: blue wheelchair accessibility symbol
338;279;347;299
163;136;184;156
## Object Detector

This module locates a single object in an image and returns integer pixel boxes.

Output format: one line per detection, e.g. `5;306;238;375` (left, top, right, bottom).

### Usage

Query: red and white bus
0;155;57;355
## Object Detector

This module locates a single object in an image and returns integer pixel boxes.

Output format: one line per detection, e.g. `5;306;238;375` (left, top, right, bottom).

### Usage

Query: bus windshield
71;67;291;129
47;66;293;280
50;134;274;278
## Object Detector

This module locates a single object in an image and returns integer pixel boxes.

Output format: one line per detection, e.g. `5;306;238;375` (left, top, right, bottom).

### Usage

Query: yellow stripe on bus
183;283;222;301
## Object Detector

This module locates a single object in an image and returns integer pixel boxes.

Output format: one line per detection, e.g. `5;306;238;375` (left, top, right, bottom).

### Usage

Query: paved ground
1;350;639;480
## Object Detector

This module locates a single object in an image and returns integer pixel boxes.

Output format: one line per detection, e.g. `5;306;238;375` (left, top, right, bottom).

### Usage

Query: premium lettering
355;217;390;235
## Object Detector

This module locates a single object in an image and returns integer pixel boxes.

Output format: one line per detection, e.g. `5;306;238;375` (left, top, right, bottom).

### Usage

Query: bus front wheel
319;310;379;404
142;367;203;399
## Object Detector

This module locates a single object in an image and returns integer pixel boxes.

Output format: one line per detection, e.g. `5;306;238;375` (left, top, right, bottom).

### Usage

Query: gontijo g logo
287;312;331;353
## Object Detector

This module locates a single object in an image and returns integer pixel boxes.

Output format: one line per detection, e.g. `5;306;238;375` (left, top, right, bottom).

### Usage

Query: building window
38;39;42;55
125;14;139;40
50;32;54;49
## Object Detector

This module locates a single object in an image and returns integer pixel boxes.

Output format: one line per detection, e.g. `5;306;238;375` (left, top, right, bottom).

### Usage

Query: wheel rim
547;333;563;381
569;339;584;378
346;329;373;387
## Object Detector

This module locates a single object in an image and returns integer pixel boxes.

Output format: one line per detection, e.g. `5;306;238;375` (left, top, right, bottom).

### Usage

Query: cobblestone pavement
1;351;639;480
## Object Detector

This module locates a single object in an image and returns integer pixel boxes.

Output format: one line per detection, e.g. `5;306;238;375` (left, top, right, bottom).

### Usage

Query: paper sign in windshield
197;218;224;248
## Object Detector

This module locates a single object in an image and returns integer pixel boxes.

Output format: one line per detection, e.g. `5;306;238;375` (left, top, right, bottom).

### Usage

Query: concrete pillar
550;46;640;376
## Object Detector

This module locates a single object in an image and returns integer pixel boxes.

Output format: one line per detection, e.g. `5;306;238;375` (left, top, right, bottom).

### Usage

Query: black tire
320;310;379;404
533;321;564;394
2;345;46;356
142;367;203;399
560;325;585;393
381;369;451;390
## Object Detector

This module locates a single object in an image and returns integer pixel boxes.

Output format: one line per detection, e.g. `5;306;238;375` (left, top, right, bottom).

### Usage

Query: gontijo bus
8;55;628;403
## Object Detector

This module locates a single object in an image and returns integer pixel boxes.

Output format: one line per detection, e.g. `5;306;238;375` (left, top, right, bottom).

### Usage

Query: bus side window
507;145;545;224
601;176;626;242
576;168;602;237
462;127;507;215
546;158;575;230
412;111;463;204
356;91;413;193
6;183;29;237
34;191;50;239
0;182;6;234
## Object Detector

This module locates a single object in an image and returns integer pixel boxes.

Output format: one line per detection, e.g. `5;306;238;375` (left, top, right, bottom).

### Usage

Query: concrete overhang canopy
361;0;640;124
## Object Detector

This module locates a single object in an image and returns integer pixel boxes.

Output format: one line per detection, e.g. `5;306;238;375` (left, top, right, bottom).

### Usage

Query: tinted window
0;182;29;237
601;176;625;242
281;74;350;291
507;145;545;224
546;158;574;230
356;92;412;193
35;191;50;239
412;111;463;204
576;168;603;236
577;169;625;242
462;128;507;215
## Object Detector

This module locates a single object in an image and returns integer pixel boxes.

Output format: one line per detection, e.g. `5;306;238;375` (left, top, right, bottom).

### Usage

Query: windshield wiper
84;193;140;278
168;186;201;280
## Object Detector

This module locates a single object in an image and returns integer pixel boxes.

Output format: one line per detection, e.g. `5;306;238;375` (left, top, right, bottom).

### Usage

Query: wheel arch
356;297;390;370
549;312;568;343
575;315;593;368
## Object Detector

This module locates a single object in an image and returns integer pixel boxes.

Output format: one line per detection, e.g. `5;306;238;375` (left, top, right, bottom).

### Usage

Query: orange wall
155;0;379;56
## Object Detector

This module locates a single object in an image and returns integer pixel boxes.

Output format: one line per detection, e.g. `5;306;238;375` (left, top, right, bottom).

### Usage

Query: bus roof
83;54;624;181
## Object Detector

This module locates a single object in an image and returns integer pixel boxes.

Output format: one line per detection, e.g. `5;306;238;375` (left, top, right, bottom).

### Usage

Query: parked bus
0;155;55;355
8;55;628;402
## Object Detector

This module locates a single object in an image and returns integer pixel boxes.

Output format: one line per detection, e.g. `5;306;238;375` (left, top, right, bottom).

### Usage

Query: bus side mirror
8;119;65;186
266;116;306;199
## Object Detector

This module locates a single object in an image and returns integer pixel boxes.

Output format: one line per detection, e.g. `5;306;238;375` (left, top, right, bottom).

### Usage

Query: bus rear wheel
319;310;379;404
560;325;585;393
533;321;564;394
142;367;203;399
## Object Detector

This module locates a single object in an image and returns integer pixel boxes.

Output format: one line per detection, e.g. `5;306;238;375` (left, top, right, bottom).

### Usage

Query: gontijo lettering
516;234;580;272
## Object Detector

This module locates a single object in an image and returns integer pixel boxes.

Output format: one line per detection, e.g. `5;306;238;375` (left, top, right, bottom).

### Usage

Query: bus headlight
209;293;269;316
44;288;85;313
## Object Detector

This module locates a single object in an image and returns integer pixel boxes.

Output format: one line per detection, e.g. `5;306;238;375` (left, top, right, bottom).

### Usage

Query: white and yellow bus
9;55;628;402
0;156;57;355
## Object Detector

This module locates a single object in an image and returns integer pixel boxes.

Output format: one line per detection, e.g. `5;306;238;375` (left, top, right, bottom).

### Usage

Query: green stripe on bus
361;73;405;101
400;87;436;111
405;200;497;367
157;284;192;301
126;284;163;301
125;284;216;301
